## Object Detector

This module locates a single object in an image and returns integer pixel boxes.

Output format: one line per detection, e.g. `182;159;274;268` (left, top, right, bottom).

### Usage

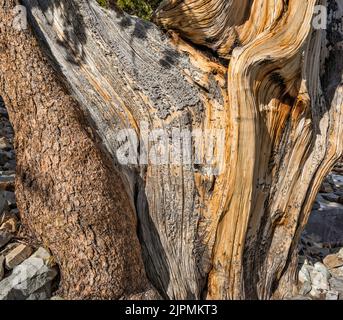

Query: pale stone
326;290;339;300
323;253;343;269
0;247;58;300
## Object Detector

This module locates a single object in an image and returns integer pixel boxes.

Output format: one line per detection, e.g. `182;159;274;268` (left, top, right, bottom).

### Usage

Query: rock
0;230;13;249
3;161;15;171
5;244;33;270
299;264;312;283
0;105;8;118
287;295;312;300
0;256;4;281
338;196;343;205
0;217;18;233
26;282;53;300
326;290;339;300
304;209;343;247
314;262;331;279
50;295;64;300
10;207;18;214
299;281;312;296
319;182;334;193
329;277;343;297
311;272;329;291
329;266;343;278
323;253;343;269
0;152;9;166
2;191;16;207
0;247;58;300
4;194;15;207
309;263;331;297
312;200;321;210
0;174;15;192
322;193;340;203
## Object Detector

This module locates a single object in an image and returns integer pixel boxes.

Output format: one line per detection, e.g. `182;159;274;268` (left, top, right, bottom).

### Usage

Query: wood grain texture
0;0;342;299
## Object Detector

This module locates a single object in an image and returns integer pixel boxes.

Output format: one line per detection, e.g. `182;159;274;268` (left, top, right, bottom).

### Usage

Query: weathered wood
0;0;342;299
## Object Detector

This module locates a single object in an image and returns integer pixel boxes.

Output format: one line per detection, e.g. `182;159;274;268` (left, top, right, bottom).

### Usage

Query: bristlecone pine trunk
0;0;342;300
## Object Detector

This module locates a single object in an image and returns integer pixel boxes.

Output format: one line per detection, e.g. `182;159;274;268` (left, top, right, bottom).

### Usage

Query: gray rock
329;277;343;295
322;193;340;203
309;264;331;297
0;230;13;249
2;191;16;207
299;264;312;283
0;152;9;166
287;295;312;300
304;209;343;247
3;161;15;171
326;290;339;300
314;262;331;279
0;247;58;300
319;182;334;193
312;201;321;210
299;281;312;296
26;282;53;300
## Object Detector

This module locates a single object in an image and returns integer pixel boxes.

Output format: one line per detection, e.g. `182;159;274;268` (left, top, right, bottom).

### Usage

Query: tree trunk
0;0;342;300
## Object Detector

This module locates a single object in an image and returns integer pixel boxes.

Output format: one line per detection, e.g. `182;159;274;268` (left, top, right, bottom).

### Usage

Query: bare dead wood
0;0;342;299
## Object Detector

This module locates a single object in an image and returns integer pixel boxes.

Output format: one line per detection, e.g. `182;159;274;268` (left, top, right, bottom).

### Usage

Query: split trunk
0;0;342;299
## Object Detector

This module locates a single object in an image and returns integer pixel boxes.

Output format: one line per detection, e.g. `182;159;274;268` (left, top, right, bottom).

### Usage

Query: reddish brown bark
0;0;156;299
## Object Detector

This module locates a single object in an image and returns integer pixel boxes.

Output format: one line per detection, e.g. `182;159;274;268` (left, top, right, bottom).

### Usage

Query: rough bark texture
0;0;157;300
0;0;342;300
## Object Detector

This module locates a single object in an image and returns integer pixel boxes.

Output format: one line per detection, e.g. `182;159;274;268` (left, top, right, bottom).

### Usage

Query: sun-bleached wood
0;0;342;299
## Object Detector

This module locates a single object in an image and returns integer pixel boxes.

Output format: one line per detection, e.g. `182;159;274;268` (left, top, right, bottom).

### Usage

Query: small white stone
299;264;312;283
326;290;339;300
314;262;331;279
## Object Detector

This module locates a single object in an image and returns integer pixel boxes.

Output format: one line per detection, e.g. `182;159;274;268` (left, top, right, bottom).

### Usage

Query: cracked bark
0;0;342;299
